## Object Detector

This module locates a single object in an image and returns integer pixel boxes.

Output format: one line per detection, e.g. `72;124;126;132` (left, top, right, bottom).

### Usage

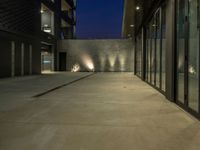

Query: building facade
125;0;200;119
0;0;76;78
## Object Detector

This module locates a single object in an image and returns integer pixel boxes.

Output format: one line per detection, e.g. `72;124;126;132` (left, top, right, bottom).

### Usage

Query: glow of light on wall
108;52;117;72
82;54;95;71
71;64;80;72
108;54;117;68
119;52;127;71
99;52;106;71
88;63;94;70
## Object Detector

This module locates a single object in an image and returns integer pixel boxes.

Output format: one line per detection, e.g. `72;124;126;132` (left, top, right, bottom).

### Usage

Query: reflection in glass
148;31;151;83
151;18;156;85
188;0;199;112
176;0;185;103
161;7;166;92
147;26;151;83
145;7;166;93
145;28;149;81
156;11;161;88
136;34;142;77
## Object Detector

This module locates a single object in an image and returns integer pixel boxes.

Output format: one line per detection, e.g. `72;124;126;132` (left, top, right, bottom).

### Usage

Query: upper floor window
41;3;54;35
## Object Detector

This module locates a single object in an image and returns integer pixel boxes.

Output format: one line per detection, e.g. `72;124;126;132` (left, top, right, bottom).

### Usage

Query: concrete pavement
0;73;200;150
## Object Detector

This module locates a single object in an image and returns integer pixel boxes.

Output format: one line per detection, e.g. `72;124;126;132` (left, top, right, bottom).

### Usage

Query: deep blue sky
75;0;124;39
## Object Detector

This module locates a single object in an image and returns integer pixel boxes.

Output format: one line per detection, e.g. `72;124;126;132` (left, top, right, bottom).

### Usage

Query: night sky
75;0;124;39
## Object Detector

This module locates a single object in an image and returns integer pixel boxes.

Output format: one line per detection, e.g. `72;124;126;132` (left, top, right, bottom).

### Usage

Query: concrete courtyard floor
0;72;200;150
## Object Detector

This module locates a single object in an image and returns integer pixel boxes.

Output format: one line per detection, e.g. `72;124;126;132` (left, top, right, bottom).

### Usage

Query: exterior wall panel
58;39;134;72
0;39;11;78
14;42;22;76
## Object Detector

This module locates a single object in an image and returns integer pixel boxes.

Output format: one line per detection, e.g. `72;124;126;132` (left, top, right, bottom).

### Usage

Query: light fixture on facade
130;24;135;27
71;64;80;72
40;9;44;13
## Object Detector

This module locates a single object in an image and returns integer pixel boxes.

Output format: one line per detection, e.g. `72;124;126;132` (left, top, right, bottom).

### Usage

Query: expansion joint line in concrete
33;73;96;98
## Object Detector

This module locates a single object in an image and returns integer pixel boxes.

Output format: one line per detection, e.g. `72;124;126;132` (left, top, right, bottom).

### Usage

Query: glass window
156;10;161;88
145;7;166;93
146;26;150;82
151;18;156;85
188;0;199;112
161;6;166;92
136;34;142;77
41;4;55;35
148;26;151;83
176;0;186;103
146;25;152;83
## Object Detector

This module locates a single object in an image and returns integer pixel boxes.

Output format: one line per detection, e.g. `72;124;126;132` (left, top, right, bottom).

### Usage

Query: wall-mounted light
71;64;80;72
130;24;135;28
40;9;44;13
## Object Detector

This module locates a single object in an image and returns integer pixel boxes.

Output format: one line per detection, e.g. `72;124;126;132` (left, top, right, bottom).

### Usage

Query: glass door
176;0;200;113
144;7;166;93
176;0;186;104
156;10;161;88
188;0;199;112
151;18;156;85
161;6;166;92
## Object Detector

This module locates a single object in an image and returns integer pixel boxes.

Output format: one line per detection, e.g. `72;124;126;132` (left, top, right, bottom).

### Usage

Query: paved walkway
0;73;200;150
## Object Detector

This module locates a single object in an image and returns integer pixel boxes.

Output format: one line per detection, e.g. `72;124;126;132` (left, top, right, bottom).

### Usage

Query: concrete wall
58;39;134;72
0;0;41;78
0;31;41;78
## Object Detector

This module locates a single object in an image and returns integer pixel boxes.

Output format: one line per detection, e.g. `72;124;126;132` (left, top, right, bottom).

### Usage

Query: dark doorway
59;52;67;71
41;44;54;73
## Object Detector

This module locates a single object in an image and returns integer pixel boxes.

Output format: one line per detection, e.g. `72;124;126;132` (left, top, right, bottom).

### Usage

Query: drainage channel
33;73;96;98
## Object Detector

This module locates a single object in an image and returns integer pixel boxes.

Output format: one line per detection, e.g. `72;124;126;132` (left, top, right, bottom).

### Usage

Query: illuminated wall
58;39;134;72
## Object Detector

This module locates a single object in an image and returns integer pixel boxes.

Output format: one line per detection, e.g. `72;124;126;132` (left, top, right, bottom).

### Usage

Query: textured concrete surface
58;39;134;72
0;72;92;110
0;73;200;150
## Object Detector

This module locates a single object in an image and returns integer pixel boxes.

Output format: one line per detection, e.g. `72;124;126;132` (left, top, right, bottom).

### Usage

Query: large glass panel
151;18;156;85
156;11;161;88
148;26;151;83
176;0;186;103
147;26;151;83
145;28;149;81
161;6;166;92
188;0;199;112
136;34;142;77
